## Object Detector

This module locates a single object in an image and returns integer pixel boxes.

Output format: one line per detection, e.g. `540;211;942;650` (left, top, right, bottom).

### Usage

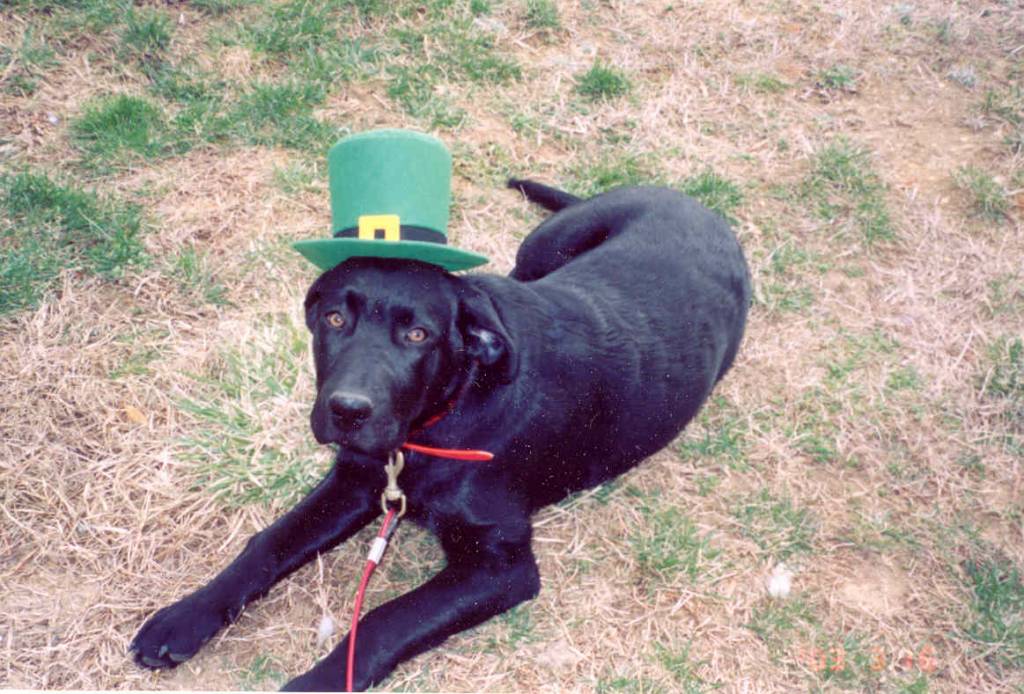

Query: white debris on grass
766;562;794;599
316;614;336;648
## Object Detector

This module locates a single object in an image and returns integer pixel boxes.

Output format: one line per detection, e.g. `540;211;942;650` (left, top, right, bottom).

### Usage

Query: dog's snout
328;392;374;428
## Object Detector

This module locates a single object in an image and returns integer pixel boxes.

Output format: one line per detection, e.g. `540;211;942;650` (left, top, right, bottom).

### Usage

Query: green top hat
292;129;489;272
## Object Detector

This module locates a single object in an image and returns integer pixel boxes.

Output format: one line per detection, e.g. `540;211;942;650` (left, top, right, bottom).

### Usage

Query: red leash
345;506;400;692
344;399;494;690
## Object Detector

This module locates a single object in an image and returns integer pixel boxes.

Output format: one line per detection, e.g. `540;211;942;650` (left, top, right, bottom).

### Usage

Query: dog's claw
169;652;190;663
157;644;169;658
141;655;166;668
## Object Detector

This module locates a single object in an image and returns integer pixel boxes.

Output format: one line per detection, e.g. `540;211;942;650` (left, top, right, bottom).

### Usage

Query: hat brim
292;238;489;272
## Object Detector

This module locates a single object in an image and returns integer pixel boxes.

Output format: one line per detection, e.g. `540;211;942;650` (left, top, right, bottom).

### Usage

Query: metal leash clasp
381;450;407;518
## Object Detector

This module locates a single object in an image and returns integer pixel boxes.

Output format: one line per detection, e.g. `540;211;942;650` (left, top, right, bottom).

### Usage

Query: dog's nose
328;392;374;429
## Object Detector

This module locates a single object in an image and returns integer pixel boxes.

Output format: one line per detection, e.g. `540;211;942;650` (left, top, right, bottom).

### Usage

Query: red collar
401;440;493;461
400;379;494;462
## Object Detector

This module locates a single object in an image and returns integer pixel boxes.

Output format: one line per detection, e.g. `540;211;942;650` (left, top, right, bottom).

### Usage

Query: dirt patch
836;560;911;617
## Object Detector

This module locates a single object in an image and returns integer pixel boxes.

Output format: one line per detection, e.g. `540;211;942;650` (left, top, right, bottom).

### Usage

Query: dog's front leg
131;461;381;670
282;532;540;691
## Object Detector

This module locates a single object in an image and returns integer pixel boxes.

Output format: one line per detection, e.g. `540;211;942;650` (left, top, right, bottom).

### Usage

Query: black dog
130;180;751;690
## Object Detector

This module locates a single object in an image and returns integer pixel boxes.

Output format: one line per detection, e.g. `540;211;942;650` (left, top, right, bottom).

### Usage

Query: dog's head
303;257;517;458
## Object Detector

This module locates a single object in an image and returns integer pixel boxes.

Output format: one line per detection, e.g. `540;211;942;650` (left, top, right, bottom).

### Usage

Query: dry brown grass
3;0;1024;691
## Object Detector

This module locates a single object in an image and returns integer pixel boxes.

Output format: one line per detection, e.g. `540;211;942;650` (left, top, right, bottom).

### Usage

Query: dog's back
499;181;751;490
510;181;750;380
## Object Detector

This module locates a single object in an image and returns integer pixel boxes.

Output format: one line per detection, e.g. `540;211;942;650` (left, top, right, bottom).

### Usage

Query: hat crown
329;129;452;237
292;128;489;272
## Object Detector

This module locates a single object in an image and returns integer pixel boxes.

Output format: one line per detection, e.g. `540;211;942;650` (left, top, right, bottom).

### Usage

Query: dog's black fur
130;180;751;691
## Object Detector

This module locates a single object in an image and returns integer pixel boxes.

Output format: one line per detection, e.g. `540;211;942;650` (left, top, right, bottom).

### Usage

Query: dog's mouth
312;403;410;460
332;433;401;460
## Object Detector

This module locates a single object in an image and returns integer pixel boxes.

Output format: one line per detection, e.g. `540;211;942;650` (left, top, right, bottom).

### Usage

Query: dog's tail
507;178;582;212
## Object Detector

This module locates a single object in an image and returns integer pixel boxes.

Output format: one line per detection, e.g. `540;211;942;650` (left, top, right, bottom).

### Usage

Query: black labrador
130;180;751;690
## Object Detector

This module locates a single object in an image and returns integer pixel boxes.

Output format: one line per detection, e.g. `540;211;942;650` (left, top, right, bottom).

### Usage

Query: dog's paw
280;670;338;692
280;656;353;692
129;593;228;669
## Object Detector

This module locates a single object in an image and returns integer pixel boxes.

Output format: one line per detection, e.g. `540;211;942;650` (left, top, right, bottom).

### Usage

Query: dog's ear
456;283;519;384
303;273;326;331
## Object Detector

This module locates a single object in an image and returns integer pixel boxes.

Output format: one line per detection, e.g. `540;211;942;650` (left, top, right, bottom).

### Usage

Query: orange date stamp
796;643;937;675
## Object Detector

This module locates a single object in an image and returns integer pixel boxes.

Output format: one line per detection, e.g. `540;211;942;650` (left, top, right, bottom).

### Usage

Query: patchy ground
2;0;1023;691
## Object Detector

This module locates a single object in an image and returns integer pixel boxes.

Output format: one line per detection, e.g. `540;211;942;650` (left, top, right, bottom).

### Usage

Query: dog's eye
406;327;428;343
325;311;345;329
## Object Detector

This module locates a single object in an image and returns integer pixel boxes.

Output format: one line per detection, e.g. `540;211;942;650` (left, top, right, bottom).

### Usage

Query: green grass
386;64;466;129
803;139;895;244
493;604;536;648
595;675;660;693
155;68;346;154
481;603;537;653
238;0;338;56
781;330;902;467
954;166;1009;221
981;85;1023;126
25;0;127;36
70;93;177;168
234;0;384;86
291;38;380;86
178;315;325;508
148;62;225;104
962;558;1024;669
630;505;719;585
983;274;1024;317
887;365;923;393
745;598;816;657
136;1;518;138
678;396;749;469
1;171;146;314
793;424;839;465
524;0;560;29
121;7;173;62
824;329;900;388
735;72;789;94
381;10;519;126
732;489;817;560
576;61;631;101
108;333;164;380
568;149;661;197
760;236;819;313
154;63;233;144
272;160;323;194
566;156;742;220
147;62;232;145
981;336;1023;416
171;246;231;307
817;63;857;92
71;24;349;157
656;642;713;692
229;80;341;152
679;170;743;223
191;0;250;15
841;506;919;552
898;675;931;694
395;21;520;84
0;27;58;96
378;524;445;590
239;654;287;690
